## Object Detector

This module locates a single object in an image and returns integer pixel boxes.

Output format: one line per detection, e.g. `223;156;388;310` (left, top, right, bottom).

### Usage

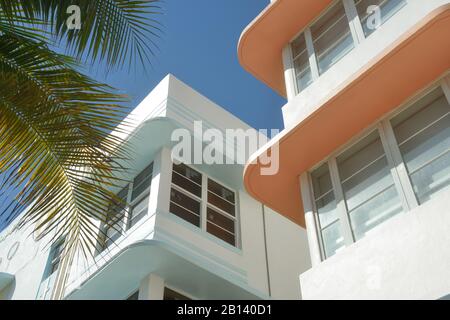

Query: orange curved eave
238;0;334;97
244;6;450;228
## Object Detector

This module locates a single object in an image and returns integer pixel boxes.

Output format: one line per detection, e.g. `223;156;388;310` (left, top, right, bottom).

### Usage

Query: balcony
61;75;272;300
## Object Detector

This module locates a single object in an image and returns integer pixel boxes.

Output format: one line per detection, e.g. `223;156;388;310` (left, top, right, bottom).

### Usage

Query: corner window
307;80;450;260
170;163;239;247
100;162;153;251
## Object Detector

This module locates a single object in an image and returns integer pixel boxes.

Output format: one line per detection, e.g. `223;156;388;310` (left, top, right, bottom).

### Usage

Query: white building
0;75;311;300
239;0;450;299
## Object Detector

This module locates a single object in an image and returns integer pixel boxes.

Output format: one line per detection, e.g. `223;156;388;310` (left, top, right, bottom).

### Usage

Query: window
355;0;406;37
104;186;128;248
207;179;237;246
306;79;450;260
290;0;406;94
170;163;202;226
169;163;239;247
311;1;354;75
311;164;344;258
337;130;403;240
45;240;65;279
391;87;450;204
100;162;153;251
292;34;313;91
128;163;153;229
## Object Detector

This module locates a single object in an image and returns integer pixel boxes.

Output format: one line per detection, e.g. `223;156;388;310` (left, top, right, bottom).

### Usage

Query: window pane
207;222;235;246
350;185;403;240
311;163;339;227
207;207;235;234
172;164;202;197
131;163;153;201
207;179;235;216
47;240;64;278
107;186;128;224
105;229;121;248
337;130;402;237
170;188;200;226
103;186;128;249
208;179;235;203
311;163;344;257
170;202;200;226
392;87;450;204
311;1;354;75
173;163;202;185
355;0;406;37
321;221;345;258
292;34;313;91
128;195;149;229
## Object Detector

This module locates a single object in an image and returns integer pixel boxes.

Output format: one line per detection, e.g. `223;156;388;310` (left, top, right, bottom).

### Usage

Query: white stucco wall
0;75;310;300
300;189;450;300
0;222;52;299
264;207;311;299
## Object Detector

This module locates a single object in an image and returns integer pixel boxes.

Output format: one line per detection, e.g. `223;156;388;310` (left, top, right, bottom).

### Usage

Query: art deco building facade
240;0;450;299
0;75;310;300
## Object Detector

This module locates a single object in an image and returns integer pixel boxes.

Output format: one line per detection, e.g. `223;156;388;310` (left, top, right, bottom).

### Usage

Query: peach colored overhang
238;0;334;97
244;6;450;228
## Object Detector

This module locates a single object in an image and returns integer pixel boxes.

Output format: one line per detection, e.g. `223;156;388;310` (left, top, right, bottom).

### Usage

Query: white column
156;147;174;213
138;273;165;300
282;45;298;101
299;173;322;266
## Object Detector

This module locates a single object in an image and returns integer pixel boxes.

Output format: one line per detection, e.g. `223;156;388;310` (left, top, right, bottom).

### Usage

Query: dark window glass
131;163;153;201
170;188;201;226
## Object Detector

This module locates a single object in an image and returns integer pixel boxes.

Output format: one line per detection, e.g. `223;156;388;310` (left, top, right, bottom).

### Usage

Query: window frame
288;0;407;95
169;162;241;248
304;75;450;261
100;162;154;251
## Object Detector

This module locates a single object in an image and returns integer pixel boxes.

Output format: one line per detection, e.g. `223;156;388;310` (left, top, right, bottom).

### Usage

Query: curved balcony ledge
65;240;265;300
243;5;450;227
238;0;333;97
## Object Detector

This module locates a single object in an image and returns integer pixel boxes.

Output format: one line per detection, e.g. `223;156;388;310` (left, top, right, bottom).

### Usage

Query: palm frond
0;35;130;255
0;0;163;68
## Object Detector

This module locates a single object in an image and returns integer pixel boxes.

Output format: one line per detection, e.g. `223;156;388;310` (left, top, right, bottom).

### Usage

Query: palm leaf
0;35;131;256
0;0;163;68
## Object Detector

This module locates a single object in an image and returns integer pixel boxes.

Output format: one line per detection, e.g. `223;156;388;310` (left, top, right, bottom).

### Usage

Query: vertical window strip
308;80;450;260
290;0;407;95
100;162;153;251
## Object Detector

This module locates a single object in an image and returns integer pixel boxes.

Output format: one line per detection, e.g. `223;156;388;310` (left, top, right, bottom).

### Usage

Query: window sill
161;210;243;256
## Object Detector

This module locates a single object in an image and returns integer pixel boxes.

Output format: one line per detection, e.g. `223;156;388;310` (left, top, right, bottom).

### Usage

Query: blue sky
0;1;285;230
83;0;286;130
